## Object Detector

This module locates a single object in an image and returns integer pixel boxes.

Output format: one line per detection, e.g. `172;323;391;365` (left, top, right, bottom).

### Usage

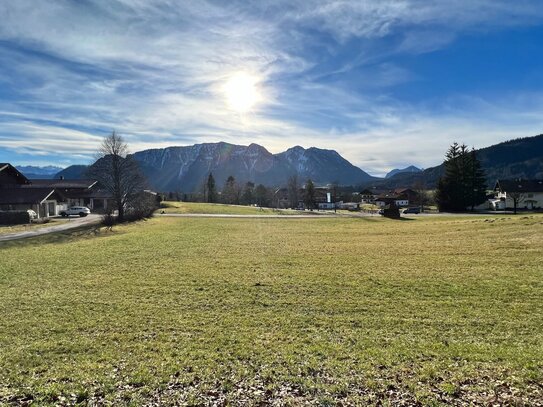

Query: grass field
0;219;68;236
1;214;542;405
159;201;299;215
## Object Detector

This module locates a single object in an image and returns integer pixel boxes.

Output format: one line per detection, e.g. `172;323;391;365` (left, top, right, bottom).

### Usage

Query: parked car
27;209;38;220
60;206;91;217
403;207;420;214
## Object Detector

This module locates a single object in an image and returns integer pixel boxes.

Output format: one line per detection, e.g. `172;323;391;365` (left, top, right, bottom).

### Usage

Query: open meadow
1;214;542;405
159;201;299;216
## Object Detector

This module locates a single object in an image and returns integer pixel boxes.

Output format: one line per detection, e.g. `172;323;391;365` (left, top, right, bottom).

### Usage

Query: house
0;187;65;218
359;189;376;204
0;163;31;187
0;165;65;217
374;193;409;208
394;188;418;204
494;179;543;210
338;202;360;211
0;163;114;218
27;179;113;212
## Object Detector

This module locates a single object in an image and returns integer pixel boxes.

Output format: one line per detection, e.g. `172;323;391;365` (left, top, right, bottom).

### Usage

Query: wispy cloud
1;1;542;174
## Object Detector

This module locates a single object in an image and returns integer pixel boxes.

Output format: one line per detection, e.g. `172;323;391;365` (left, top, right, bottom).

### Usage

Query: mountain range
132;143;375;192
16;165;63;179
53;143;374;191
29;133;543;192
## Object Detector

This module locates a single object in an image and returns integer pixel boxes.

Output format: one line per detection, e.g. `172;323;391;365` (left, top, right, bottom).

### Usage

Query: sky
1;1;543;176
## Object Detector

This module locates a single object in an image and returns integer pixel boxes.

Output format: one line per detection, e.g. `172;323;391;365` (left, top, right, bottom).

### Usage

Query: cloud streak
1;1;543;175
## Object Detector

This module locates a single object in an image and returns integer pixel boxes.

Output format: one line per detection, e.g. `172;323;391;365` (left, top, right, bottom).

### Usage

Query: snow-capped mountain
16;165;64;179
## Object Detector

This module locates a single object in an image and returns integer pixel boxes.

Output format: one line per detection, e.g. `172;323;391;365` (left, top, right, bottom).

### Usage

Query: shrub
102;213;116;228
383;204;401;219
0;211;30;225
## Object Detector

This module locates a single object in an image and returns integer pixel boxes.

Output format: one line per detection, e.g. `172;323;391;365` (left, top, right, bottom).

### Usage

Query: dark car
403;207;420;214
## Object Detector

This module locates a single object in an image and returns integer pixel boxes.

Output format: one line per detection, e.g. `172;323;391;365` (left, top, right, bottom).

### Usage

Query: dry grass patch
0;214;542;405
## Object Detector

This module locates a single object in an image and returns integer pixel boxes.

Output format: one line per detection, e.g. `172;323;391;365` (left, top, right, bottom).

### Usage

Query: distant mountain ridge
55;165;88;180
17;165;64;179
385;165;422;178
54;134;543;191
372;134;543;189
132;142;374;192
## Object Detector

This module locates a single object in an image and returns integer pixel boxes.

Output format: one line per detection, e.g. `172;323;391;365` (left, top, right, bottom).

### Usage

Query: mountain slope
54;165;89;180
385;165;422;179
276;146;373;186
372;134;543;189
132;142;374;192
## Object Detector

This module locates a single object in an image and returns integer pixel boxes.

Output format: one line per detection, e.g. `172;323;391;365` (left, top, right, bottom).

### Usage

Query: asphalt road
0;214;102;243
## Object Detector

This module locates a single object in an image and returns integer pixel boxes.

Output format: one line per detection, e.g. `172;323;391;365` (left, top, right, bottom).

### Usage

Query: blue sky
1;1;543;176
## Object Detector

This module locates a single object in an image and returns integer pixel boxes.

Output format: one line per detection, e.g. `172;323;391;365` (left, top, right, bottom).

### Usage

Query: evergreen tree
222;175;240;204
467;149;487;211
206;172;217;203
436;143;487;212
304;179;316;210
241;181;255;205
254;184;269;207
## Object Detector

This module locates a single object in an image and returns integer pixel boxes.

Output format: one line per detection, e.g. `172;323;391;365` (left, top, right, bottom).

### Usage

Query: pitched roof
28;179;98;189
0;188;64;205
394;188;417;195
0;163;31;185
375;193;407;200
62;189;112;199
495;179;543;193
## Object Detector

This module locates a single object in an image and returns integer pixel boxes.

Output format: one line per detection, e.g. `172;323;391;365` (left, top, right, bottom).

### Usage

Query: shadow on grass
0;225;116;249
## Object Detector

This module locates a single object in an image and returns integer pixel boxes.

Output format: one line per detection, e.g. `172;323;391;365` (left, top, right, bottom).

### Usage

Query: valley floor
0;214;542;405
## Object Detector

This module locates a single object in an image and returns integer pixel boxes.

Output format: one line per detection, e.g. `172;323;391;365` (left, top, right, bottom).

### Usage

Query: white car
60;206;91;217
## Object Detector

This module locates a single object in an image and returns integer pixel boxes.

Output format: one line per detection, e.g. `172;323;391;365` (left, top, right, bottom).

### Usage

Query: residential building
0;163;113;218
374;193;409;208
494;179;543;210
359;189;376;204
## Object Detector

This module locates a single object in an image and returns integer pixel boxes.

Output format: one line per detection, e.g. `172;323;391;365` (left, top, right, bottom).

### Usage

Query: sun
223;72;260;112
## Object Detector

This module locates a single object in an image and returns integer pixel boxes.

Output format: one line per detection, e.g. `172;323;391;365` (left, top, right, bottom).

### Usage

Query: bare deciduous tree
287;173;299;208
88;131;146;222
509;191;526;215
413;179;429;212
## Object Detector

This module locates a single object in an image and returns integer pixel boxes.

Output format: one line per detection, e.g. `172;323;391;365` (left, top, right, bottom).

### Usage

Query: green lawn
1;215;542;405
159;201;300;215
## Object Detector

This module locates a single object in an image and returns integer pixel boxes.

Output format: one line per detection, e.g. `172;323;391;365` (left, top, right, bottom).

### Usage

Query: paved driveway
0;214;102;242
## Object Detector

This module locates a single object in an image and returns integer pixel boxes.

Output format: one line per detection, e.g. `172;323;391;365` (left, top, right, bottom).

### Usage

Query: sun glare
224;72;260;112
